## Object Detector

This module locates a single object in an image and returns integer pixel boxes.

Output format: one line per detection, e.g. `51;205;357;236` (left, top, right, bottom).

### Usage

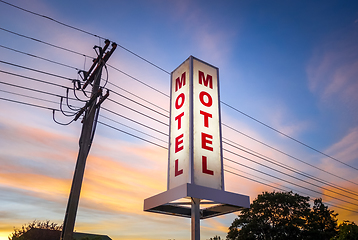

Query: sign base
144;183;249;219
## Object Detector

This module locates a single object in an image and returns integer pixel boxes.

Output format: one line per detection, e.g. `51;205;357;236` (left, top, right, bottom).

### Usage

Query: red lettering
202;156;214;175
201;132;213;151
175;72;186;92
175;93;185;109
175;159;183;176
200;110;212;128
175;112;184;130
199;91;212;107
175;134;184;153
198;71;213;89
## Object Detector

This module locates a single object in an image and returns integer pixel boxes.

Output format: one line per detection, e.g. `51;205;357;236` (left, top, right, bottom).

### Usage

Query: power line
4;68;356;206
4;77;354;202
0;69;69;89
0;27;93;58
107;80;169;113
109;90;169;119
101;107;168;137
2;3;357;211
223;147;358;206
0;0;170;74
224;155;358;208
0;88;58;105
107;98;169;127
223;136;358;198
223;141;358;200
0;0;105;40
5;73;352;202
0;80;82;106
0;60;76;81
224;169;358;214
222;123;358;186
5;59;354;201
0;44;81;71
1;4;354;175
98;121;167;149
107;64;169;97
100;114;167;144
0;96;56;111
0;80;65;98
2;95;358;214
221;102;358;172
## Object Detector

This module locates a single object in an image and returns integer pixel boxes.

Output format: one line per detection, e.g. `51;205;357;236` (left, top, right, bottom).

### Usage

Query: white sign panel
168;58;191;189
168;56;223;190
192;58;223;190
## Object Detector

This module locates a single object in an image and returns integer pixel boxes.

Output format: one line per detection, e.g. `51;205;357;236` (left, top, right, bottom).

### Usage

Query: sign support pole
191;198;200;240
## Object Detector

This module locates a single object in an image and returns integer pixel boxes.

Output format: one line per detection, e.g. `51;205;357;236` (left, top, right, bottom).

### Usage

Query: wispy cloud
306;26;358;109
168;0;237;66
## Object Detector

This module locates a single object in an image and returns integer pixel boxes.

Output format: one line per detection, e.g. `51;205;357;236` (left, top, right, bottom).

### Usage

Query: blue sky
1;1;358;239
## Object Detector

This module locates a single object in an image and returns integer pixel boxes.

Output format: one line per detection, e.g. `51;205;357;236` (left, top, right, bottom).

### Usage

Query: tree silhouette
331;221;358;240
227;191;338;240
8;220;62;240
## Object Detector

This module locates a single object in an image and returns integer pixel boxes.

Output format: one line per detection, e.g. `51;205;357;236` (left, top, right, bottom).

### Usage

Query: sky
0;0;358;239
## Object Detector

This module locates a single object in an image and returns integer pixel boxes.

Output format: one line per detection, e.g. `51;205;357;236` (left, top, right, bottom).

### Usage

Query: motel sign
168;57;223;190
144;56;249;240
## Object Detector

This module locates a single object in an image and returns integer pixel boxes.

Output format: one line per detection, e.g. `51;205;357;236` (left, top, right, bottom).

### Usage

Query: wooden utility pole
60;40;116;240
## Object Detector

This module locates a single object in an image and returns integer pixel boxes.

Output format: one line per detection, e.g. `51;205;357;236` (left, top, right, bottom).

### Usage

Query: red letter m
175;72;186;92
199;71;213;89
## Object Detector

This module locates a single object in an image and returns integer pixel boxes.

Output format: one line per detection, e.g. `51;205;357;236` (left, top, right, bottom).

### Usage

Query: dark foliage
227;191;338;240
8;220;62;240
331;221;358;240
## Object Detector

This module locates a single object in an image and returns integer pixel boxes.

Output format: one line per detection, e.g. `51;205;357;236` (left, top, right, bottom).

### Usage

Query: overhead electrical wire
109;90;169;119
1;54;356;201
0;0;105;40
2;50;357;201
222;123;358;186
0;44;82;71
107;98;169;127
224;155;358;208
3;64;355;201
107;81;169;113
0;88;58;105
2;94;358;214
3;68;354;201
1;1;356;176
0;27;93;58
2;2;358;212
0;42;168;114
223;136;358;197
0;60;76;82
0;0;170;74
0;80;82;105
107;64;169;97
224;169;358;214
223;146;358;204
101;107;168;137
0;82;168;143
220;102;358;172
97;121;167;149
0;69;69;89
0;96;56;111
100;114;167;144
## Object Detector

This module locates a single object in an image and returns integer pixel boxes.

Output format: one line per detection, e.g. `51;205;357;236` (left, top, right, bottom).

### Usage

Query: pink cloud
326;127;358;164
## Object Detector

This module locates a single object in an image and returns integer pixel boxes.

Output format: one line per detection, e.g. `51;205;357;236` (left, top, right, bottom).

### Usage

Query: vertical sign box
168;56;223;190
